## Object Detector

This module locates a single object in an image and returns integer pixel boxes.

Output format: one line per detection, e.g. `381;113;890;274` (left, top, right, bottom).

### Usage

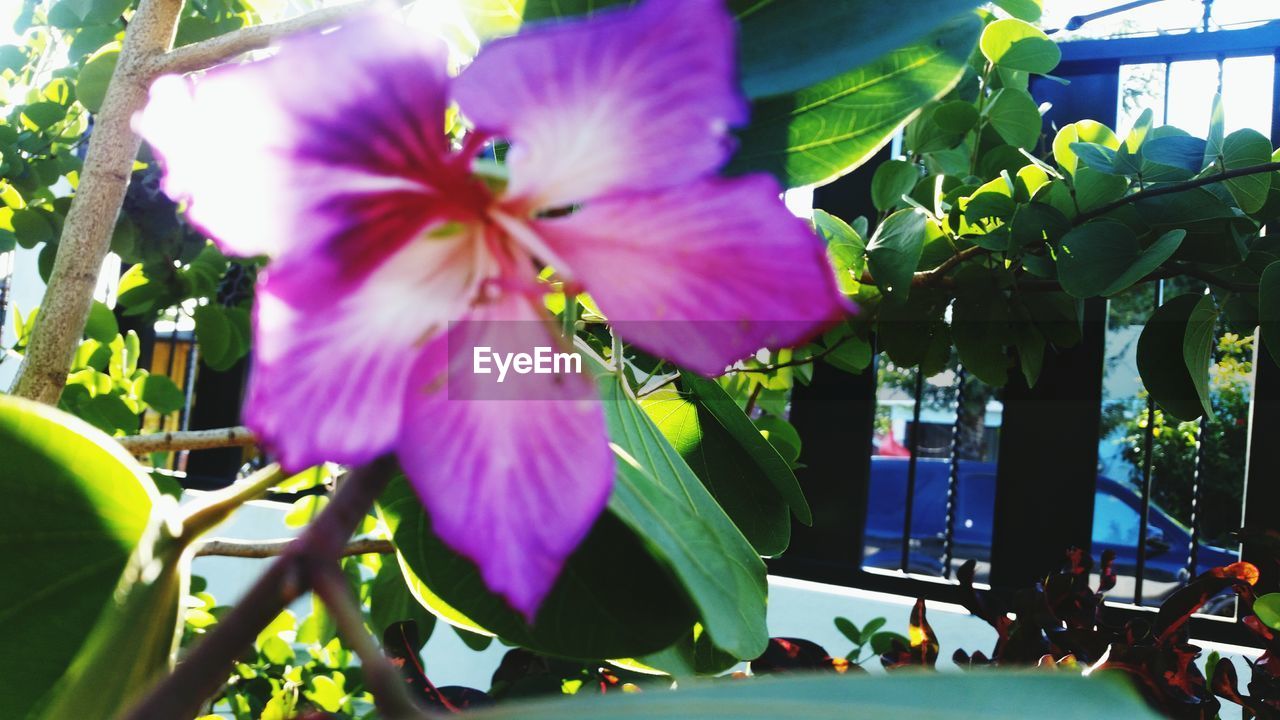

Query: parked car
862;457;1237;590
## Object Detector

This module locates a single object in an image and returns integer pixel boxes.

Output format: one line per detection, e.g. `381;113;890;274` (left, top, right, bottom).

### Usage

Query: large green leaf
865;209;928;302
814;209;866;294
871;160;920;213
641;386;791;556
598;364;769;659
1056;223;1185;298
729;15;981;188
0;395;155;720
1137;294;1218;421
732;0;983;99
380;478;697;661
515;0;981;100
466;672;1161;719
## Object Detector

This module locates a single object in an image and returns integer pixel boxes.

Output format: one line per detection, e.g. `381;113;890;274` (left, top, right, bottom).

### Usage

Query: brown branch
195;536;393;558
157;0;386;75
1077;160;1280;223
733;334;856;374
122;459;406;720
117;426;258;454
312;563;426;719
858;245;988;291
8;0;185;404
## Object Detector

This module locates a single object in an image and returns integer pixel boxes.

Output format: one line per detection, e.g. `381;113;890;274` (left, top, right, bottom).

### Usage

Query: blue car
862;457;1237;590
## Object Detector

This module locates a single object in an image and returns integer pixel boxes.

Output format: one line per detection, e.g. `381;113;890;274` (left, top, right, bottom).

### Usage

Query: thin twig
1076;160;1280;223
312;563;427;719
122;459;399;720
117;426;258;454
733;335;855;374
195;536;394;558
858;245;987;291
157;0;387;75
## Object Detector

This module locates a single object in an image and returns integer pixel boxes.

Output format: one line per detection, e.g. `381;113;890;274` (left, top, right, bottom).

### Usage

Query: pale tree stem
8;0;185;404
195;536;394;558
117;425;257;454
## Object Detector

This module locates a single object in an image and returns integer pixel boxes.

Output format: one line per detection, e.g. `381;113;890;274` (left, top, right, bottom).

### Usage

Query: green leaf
753;416;801;466
683;373;809;524
985;88;1041;149
192;304;234;370
138;373;185;414
1052;120;1118;176
11;208;54;248
381;478;698;661
83;300;118;342
1220;128;1273;213
466;672;1161;719
729;15;980;188
0;396;156;720
979;18;1060;74
992;0;1042;21
934;100;979;134
1056;223;1184;298
1259;261;1280;368
369;560;436;651
76;47;118;114
518;0;982;100
952;288;1011;386
1072;167;1128;214
460;0;528;39
866;209;928;302
871;160;920;212
1204;93;1225;166
597;362;769;658
732;0;984;100
641;386;791;556
1137;294;1217;421
1255;593;1280;631
1182;293;1218;421
20;102;67;130
814;210;866;294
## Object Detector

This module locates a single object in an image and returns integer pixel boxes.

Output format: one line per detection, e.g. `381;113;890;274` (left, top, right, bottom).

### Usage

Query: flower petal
396;294;613;619
453;0;746;210
137;12;482;270
246;232;487;471
530;175;850;375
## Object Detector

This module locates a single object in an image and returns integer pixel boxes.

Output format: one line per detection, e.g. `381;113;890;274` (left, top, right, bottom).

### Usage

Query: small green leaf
866;209;927;302
985;88;1041;149
871;160;920;212
1057;223;1184;298
1052;120;1118;176
980;18;1060;74
1255;593;1280;631
1220;128;1273;213
84;300;118;343
992;0;1043;21
1182;293;1218;421
138;374;185;414
1137;294;1217;421
814;210;866;294
1259;261;1280;368
76;47;118;113
369;560;436;651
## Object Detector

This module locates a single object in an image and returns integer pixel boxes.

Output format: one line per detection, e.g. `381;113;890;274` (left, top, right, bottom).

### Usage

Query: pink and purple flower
137;0;847;618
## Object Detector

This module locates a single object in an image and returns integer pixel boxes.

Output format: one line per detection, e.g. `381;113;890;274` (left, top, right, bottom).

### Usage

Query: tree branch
117;426;258;454
312;563;427;719
195;536;394;558
156;0;385;75
8;0;185;404
858;245;987;291
1077;160;1280;223
122;459;400;720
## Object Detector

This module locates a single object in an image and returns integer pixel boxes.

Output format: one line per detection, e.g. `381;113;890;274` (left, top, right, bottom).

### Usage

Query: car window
1093;493;1139;546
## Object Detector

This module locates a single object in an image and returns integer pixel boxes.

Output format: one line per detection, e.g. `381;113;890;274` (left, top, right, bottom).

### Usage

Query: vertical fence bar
943;368;966;579
1135;280;1164;605
900;370;924;572
1187;415;1208;580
